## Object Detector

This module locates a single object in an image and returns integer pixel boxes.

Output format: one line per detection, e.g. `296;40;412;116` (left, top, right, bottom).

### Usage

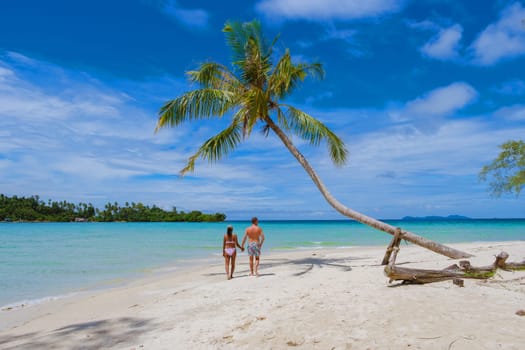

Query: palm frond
243;88;268;135
261;123;271;137
155;89;235;132
187;62;242;91
281;104;348;165
223;21;251;68
275;107;291;132
269;51;324;99
227;95;263;138
223;20;274;87
180;122;243;175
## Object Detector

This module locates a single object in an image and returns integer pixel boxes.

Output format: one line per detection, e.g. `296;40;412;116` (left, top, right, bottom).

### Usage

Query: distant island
401;215;472;221
0;194;226;222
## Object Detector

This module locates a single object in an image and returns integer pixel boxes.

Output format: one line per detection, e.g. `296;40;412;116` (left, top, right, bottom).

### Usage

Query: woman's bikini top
225;234;235;246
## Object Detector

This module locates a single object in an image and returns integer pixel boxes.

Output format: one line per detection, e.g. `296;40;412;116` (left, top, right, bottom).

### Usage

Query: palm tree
155;20;471;259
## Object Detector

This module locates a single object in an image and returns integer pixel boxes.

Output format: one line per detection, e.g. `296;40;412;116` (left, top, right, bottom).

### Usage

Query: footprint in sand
286;338;305;346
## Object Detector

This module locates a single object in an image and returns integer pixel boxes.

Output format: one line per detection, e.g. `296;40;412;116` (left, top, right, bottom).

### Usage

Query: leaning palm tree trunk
265;117;473;259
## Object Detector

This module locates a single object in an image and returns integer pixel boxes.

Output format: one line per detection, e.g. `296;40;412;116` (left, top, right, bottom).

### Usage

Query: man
241;217;265;276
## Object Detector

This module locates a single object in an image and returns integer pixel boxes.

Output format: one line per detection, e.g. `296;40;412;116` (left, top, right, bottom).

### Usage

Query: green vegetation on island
0;194;226;222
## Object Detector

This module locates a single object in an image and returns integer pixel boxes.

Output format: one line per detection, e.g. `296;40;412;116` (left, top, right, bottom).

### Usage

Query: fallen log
504;261;525;271
492;252;525;271
384;252;525;285
384;264;468;284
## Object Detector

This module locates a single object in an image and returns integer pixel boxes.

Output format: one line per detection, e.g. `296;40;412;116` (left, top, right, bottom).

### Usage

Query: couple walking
222;217;265;279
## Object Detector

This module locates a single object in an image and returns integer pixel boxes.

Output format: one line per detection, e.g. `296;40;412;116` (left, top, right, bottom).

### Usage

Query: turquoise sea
1;219;524;308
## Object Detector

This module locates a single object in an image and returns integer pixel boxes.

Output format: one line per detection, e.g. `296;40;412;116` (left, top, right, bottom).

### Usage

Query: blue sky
0;0;524;220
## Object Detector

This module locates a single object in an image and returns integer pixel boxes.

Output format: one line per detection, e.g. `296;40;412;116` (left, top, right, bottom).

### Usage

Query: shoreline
0;253;220;311
1;240;523;309
3;219;524;310
0;239;513;311
1;241;524;349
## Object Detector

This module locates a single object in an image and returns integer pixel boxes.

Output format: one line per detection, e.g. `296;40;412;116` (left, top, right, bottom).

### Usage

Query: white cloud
408;19;463;61
6;51;39;65
166;8;209;28
256;0;402;21
392;82;478;132
0;53;188;201
404;82;477;117
0;66;14;80
160;1;209;28
421;24;463;60
346;121;494;178
493;104;525;121
0;93;73;120
0;53;127;121
55;157;145;179
469;2;525;65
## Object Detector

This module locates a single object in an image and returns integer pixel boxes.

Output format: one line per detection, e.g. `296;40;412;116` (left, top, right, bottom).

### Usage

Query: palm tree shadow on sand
206;255;369;278
262;255;359;276
0;317;159;350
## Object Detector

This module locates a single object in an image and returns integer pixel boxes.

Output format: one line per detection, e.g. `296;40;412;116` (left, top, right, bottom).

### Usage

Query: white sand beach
1;241;524;349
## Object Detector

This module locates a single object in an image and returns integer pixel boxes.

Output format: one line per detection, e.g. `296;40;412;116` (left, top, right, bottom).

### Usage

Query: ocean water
1;219;524;308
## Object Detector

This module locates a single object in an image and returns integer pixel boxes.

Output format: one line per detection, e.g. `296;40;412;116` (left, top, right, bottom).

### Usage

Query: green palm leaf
281;105;322;145
180;123;243;175
156;89;235;132
269;50;324;99
187;62;242;91
280;104;348;165
223;20;274;87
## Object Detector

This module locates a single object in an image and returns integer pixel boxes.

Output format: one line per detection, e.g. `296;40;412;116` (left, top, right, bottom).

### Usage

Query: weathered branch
381;228;403;265
385;252;525;285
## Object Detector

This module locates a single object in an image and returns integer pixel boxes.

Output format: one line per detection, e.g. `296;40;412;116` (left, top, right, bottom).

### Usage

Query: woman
222;225;243;279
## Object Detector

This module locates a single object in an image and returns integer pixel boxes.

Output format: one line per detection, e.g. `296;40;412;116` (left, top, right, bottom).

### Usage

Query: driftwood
381;228;403;265
384;251;525;285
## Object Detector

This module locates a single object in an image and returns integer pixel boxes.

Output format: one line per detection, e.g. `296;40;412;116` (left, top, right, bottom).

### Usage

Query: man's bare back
245;223;263;243
241;217;265;276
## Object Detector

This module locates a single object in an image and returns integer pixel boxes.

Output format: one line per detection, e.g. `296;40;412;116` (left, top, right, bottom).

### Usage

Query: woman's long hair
227;225;233;236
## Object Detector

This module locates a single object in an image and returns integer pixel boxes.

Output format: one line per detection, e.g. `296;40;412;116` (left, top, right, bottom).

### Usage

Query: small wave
272;241;351;250
1;292;79;311
152;266;178;273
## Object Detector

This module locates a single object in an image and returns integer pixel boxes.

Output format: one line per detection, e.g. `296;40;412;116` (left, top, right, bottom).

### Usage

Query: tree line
0;194;226;222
